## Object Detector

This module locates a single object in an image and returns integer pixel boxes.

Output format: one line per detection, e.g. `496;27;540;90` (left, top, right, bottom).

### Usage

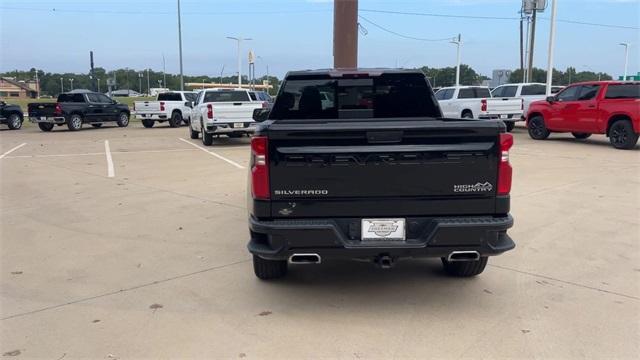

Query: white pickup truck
491;83;564;119
188;88;271;145
435;86;523;131
134;91;197;128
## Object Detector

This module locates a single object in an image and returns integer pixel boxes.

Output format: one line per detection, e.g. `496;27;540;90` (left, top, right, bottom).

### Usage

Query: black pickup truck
28;91;130;131
247;69;515;280
0;101;24;130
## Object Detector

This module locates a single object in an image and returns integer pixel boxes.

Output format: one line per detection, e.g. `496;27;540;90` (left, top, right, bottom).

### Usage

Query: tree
509;67;612;85
419;65;483;87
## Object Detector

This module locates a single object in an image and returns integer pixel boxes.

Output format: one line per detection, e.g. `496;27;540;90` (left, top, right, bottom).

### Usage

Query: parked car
28;90;130;131
188;89;271;145
134;91;196;128
526;81;640;149
0;100;24;130
246;69;515;280
435;86;523;131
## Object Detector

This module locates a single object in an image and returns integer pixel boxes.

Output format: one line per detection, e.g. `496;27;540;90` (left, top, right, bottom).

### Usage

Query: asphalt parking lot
1;123;638;359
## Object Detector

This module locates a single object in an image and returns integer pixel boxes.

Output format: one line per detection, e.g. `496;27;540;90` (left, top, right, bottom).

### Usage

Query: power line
360;8;639;31
358;15;453;42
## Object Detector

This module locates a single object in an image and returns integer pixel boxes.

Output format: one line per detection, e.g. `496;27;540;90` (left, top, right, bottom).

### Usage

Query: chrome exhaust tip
447;251;480;262
289;253;321;264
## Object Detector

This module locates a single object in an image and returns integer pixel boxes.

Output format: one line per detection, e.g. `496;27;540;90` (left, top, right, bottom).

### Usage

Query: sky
1;0;639;80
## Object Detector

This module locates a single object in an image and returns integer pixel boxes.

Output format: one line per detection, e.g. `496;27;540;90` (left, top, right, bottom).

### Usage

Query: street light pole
227;36;252;88
60;77;64;93
545;0;558;96
177;0;184;91
147;68;150;95
138;73;143;93
619;42;630;81
97;78;101;92
450;34;462;87
70;78;74;90
162;53;167;89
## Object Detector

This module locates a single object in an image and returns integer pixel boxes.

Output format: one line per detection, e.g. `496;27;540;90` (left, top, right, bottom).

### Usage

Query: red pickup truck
526;81;639;149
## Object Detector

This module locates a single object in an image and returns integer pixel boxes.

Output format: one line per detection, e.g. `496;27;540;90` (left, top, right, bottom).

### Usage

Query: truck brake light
160;101;165;111
54;103;62;115
261;101;269;109
481;99;487;112
250;136;270;200
207;104;214;119
497;133;513;195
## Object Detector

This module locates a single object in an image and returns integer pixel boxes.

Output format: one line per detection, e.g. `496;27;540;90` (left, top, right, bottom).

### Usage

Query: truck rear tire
142;119;155;128
571;132;591;139
527;115;550;140
609;119;639;150
253;255;288;280
505;121;515;132
201;127;213;146
441;257;488;277
116;112;129;127
461;111;473;119
67;114;83;131
38;123;54;132
7;114;22;130
169;112;182;128
189;124;199;139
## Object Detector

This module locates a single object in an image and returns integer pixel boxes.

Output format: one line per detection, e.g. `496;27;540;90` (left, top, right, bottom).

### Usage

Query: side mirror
546;96;555;103
253;108;270;122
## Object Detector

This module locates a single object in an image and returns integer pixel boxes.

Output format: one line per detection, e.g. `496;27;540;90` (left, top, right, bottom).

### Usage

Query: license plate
40;117;47;121
361;218;406;241
499;114;508;119
233;122;244;128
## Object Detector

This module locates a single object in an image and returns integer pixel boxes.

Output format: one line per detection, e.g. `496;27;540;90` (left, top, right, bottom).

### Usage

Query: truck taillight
497;133;513;195
160;101;165;111
481;99;487;112
54;103;62;115
250;136;270;200
261;101;269;109
207;104;214;119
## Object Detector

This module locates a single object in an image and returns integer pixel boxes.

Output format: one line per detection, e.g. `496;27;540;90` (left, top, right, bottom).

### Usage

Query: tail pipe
447;251;480;262
289;253;321;264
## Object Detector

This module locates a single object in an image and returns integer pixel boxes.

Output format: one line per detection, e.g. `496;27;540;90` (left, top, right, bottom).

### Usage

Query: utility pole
162;53;167;89
60;77;64;93
227;36;252;88
450;34;462;87
34;69;39;98
333;0;358;68
527;8;537;82
90;51;96;91
519;13;524;77
138;73;143;93
177;0;184;91
220;64;225;85
147;68;150;95
619;42;630;81
97;78;101;92
69;78;74;90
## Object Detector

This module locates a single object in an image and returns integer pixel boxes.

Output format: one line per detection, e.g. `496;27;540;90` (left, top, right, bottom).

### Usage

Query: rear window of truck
57;94;85;103
270;73;440;120
203;91;250;103
605;84;640;99
158;93;182;101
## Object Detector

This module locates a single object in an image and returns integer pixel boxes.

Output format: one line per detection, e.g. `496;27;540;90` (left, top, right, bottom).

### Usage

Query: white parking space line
104;140;115;178
178;138;245;169
0;143;27;159
3;149;196;159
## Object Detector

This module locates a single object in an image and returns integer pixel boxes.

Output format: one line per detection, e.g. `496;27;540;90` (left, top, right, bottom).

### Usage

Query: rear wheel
527;115;550;140
441;257;488;277
169;111;182;128
609;119;639;150
189;123;199;139
7;114;22;130
253;255;288;280
201;125;213;146
571;132;591;139
67;114;83;131
505;121;515;132
91;123;103;128
38;123;54;132
141;119;155;128
116;112;129;127
461;111;473;119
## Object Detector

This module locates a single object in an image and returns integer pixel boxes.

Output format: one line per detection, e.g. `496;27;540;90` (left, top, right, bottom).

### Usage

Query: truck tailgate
485;98;522;115
134;101;161;112
211;102;260;122
267;120;502;218
27;103;57;118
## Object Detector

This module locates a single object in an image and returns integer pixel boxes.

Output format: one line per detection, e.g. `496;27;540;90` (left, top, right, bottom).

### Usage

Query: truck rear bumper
248;215;515;261
478;114;523;121
135;113;168;120
29;116;66;124
206;122;256;134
